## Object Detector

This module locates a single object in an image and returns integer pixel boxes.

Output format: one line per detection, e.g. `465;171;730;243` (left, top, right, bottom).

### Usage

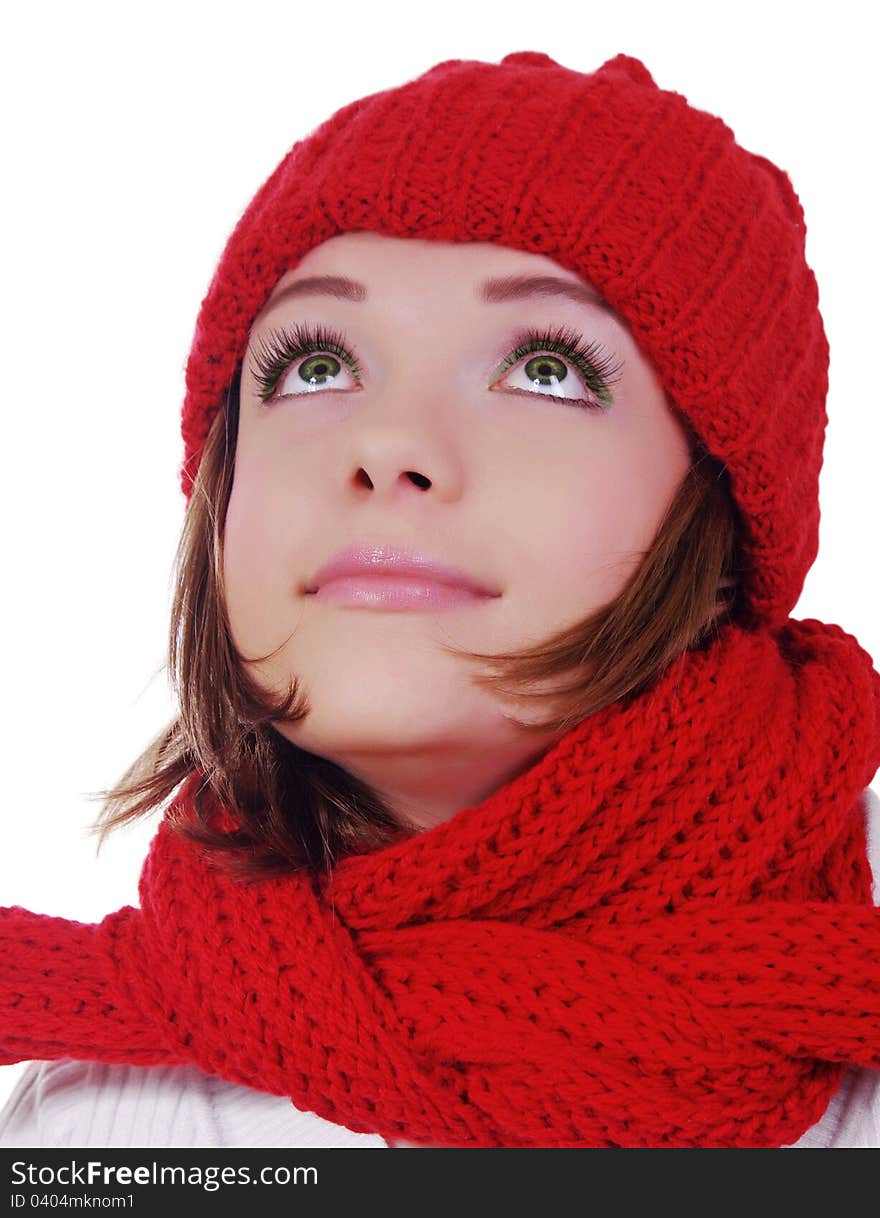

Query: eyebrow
255;272;617;321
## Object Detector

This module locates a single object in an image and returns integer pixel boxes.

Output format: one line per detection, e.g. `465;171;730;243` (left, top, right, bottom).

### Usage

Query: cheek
222;476;293;644
526;460;668;611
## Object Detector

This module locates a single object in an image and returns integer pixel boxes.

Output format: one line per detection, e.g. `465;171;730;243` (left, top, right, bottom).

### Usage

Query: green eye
493;324;624;411
298;353;342;386
249;323;362;403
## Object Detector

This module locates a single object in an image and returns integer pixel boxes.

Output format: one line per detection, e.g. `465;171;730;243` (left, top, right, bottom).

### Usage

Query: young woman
2;49;879;1150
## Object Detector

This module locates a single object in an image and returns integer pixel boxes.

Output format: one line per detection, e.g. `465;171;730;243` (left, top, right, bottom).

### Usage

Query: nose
338;377;466;504
353;466;432;492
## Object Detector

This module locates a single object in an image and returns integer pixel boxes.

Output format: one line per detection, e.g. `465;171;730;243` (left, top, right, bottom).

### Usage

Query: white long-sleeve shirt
3;787;879;1150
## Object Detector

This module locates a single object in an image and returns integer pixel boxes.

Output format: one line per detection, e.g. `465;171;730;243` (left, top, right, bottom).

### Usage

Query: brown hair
85;360;747;886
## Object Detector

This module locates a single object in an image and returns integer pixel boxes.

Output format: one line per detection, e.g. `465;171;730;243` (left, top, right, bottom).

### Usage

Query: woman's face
223;232;691;829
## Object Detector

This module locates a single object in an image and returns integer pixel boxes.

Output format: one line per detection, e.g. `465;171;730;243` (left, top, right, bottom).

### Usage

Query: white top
3;787;879;1150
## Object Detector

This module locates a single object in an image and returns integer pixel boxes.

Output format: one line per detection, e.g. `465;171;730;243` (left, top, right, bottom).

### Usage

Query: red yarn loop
500;51;561;70
597;52;658;88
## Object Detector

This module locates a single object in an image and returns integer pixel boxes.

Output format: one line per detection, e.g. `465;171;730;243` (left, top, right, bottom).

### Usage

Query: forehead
257;232;618;323
275;230;572;278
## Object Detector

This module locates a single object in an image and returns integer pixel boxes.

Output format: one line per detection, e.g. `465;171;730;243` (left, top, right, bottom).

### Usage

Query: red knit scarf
4;617;880;1148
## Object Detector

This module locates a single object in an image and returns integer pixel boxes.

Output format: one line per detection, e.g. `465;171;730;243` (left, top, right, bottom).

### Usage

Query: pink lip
305;542;501;609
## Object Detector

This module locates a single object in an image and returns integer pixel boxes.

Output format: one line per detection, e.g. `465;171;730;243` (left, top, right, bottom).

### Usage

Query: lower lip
308;576;495;610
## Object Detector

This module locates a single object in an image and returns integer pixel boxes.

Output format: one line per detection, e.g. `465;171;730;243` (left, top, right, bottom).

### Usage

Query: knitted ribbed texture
179;49;828;631
3;618;880;1147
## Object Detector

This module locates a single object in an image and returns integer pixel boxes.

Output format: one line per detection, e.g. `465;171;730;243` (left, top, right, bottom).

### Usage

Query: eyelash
495;324;624;411
248;321;624;412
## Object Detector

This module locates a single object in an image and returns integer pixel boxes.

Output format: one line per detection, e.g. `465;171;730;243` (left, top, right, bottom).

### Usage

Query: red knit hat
179;49;828;632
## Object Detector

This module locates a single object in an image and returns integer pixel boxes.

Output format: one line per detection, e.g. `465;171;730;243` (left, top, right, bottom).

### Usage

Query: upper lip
305;542;501;597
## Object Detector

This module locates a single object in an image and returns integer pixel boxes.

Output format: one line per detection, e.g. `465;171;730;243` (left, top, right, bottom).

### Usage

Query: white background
1;0;877;1118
